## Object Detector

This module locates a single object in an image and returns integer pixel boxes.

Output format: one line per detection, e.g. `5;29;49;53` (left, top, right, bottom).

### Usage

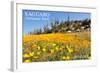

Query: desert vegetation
23;18;91;63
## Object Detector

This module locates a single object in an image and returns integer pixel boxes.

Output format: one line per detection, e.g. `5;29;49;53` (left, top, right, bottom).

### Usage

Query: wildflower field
22;32;91;63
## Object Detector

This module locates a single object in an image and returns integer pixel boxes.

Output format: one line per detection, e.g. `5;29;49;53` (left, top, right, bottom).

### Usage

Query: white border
11;2;97;71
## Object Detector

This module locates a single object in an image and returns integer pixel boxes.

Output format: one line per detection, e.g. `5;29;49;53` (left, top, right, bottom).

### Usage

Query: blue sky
22;10;91;34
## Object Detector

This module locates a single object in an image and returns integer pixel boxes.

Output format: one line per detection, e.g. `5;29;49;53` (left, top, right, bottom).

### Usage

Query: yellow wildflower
29;52;34;56
37;51;41;55
42;48;46;52
68;48;73;53
23;54;30;58
66;56;70;60
62;56;70;60
62;56;66;60
38;46;41;50
55;47;59;51
67;46;73;53
24;59;31;63
52;43;56;46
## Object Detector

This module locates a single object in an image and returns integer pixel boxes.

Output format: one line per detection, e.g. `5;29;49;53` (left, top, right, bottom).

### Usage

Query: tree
43;24;51;34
